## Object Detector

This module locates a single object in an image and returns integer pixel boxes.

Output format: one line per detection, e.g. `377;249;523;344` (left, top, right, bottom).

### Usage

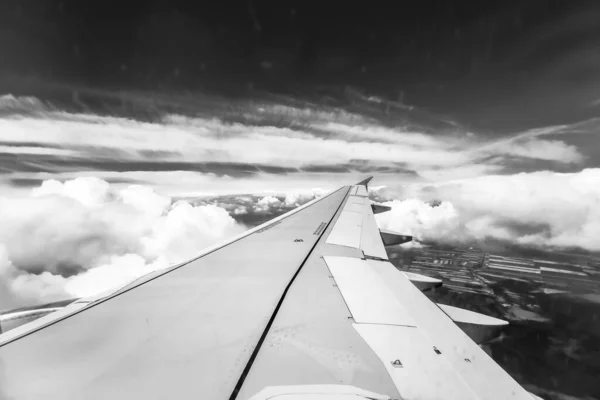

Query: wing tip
356;176;373;187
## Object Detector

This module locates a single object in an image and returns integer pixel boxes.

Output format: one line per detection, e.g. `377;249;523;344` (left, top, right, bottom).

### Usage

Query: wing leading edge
0;178;537;400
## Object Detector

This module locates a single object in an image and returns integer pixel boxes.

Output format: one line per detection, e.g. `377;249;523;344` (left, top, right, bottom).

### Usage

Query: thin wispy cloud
0;95;593;191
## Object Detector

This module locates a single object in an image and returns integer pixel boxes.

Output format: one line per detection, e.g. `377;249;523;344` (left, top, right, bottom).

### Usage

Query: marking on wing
353;324;476;400
255;220;282;234
313;222;327;235
362;259;534;400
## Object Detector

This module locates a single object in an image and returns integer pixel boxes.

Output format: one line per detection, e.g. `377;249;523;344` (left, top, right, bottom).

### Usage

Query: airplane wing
0;178;537;400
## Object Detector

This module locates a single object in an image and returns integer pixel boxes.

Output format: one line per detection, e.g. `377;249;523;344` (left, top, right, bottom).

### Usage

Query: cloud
375;199;465;244
141;201;241;262
487;138;584;163
0;245;22;310
257;195;281;206
64;254;168;298
252;195;284;213
0;95;592;193
118;184;171;216
0;145;78;156
251;189;327;212
32;177;111;206
283;189;323;206
233;206;248;215
0;94;51;114
376;168;600;252
0;177;245;307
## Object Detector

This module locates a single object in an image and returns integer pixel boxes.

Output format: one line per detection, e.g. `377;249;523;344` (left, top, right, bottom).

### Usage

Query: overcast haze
1;0;599;312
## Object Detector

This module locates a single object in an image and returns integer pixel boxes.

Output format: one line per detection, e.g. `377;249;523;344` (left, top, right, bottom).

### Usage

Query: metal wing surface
0;179;536;400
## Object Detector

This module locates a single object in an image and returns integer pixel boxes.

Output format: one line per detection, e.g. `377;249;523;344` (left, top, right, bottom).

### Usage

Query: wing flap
368;259;533;400
324;256;416;326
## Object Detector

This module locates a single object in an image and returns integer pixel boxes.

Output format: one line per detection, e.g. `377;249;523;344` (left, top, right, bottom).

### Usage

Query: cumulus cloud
283;189;325;206
375;199;465;244
256;195;281;208
142;201;240;261
32;177;111;206
233;206;248;215
64;254;168;298
376;168;600;252
118;184;171;217
0;177;245;307
250;189;325;213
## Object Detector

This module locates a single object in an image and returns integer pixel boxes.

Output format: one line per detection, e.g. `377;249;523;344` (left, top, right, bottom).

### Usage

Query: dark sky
2;0;600;130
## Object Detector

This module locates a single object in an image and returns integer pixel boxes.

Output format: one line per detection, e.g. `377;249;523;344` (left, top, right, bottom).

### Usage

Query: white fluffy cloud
32;177;111;206
252;195;282;212
375;199;465;243
376;168;600;251
142;201;240;262
64;254;168;298
284;189;325;206
251;189;326;212
118;184;172;217
0;178;245;307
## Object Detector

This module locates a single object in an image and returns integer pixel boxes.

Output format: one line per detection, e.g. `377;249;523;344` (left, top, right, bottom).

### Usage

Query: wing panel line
229;186;351;400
